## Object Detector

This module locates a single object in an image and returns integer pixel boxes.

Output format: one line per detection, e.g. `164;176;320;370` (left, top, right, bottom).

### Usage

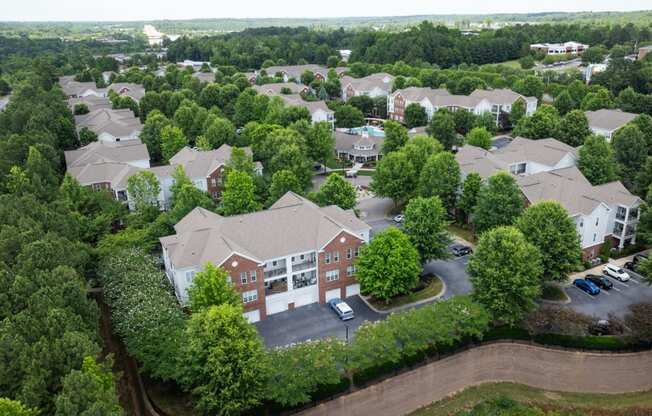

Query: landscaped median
362;273;445;313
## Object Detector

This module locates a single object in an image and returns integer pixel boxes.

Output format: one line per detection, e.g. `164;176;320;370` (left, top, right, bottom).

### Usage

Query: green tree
519;55;535;69
355;227;421;302
581;88;615;111
509;98;527;126
371;151;416;208
473;172;524;234
140;110;171;162
334;104;364;128
226;147;256;177
578;134;617;185
556;109;591;146
404;103;428;128
382;120;409;153
204;118;236;148
582;45;607;64
267;171;301;206
315;173;357;210
78;127;98;146
126;171;160;212
418;152;461;213
221;170;261;216
453;109;477;135
516;201;582;283
160;125;188;162
179;304;268;415
513;75;544;100
635;157;652;197
624;303;652;344
457;173;482;224
427;109;458;150
0;398;38;416
188;263;240;311
513;104;560;139
54;356;122;416
306;122;334;168
269;143;312;189
465;127;492;149
553;90;576;115
613;124;647;189
468;226;543;325
401;135;443;174
403;196;451;262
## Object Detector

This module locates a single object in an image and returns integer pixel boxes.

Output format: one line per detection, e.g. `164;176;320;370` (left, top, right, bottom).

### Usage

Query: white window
226;275;232;284
326;270;340;282
593;233;597;242
325;253;331;264
595;218;599;226
333;251;340;263
242;290;258;303
346;266;356;277
346;248;353;259
211;178;217;187
185;271;196;283
240;272;247;284
354;247;360;257
250;270;257;282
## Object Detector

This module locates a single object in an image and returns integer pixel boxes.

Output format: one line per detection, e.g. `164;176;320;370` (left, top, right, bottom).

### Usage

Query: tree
635;157;652;197
355;227;421;302
78;127;97;146
73;103;89;115
179;304;268;415
454;76;486;95
127;171;160;212
306;122;334;168
267;170;302;205
418;152;461;213
427;109;458;150
582;45;607;64
371;151;416;208
513;75;544;100
632;114;652;150
314;173;357;210
348;95;375;116
453;109;477;135
516;201;582;283
401;135;443;174
160;125;188;162
509;99;526;126
140;110;171;162
0;398;38;416
519;55;535;69
404;103;428;128
473;172;524;234
269;143;312;189
581;88;615;111
382;120;409;154
403;196;451;263
221;171;261;216
465;127;492;149
513;104;560;139
556;109;591;146
553;90;576;115
578;134;617;185
468;226;543;325
54;356;123;416
613;124;647;189
334;104;364;128
188;263;240;311
204;118;236;148
624;303;652;344
457;173;482;224
226;147;256;177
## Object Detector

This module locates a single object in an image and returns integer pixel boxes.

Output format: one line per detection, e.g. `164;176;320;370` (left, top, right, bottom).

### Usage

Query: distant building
530;42;589;55
75;108;143;142
585;109;638;140
59;76;106;99
253;84;335;127
335;130;384;163
107;83;146;103
638;45;652;61
340;73;394;101
143;24;164;46
259;65;346;83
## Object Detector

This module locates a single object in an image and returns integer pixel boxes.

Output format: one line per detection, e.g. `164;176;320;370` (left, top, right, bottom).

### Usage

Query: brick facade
206;165;226;201
391;93;406;121
221;254;267;319
317;231;364;303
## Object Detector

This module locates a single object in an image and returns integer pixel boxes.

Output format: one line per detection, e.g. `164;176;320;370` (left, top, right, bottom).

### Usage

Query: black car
451;245;473;257
624;261;637;272
633;254;649;265
585;274;614;290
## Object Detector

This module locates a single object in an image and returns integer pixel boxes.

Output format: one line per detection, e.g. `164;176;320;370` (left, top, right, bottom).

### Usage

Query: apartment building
388;87;536;124
160;192;371;322
340;73;395;101
585;109;638;140
75;108;143;142
253;85;335;127
259;65;346;83
530;42;589;55
107;83;146;102
455;137;641;259
59;76;107;98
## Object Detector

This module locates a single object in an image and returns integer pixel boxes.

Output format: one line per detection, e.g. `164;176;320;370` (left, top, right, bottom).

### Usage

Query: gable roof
253;82;309;95
191;72;216;83
67;95;113;112
393;87;450;102
470;88;537;105
64;139;149;168
160;192;371;269
67;161;141;190
334;131;384;155
169;144;254;179
75;108;143;138
585;109;638;132
107;83;146;101
341;73;394;92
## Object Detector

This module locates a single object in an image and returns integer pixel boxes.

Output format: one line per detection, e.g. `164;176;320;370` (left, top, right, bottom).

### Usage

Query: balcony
292;270;317;289
265;277;288;296
292;259;316;272
263;267;287;280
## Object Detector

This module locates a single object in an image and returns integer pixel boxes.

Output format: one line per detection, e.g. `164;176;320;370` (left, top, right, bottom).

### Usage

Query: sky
3;0;651;22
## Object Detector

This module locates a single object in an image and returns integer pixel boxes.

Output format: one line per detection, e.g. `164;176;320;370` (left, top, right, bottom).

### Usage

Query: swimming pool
349;126;386;137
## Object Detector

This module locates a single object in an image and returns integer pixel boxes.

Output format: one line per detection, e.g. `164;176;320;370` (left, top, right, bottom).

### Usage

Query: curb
360;278;447;315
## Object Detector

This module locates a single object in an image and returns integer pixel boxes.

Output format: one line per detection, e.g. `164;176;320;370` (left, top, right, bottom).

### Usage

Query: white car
603;264;630;282
393;214;404;223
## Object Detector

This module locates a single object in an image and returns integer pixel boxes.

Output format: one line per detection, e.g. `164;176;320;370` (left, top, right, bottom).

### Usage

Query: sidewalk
567;249;650;284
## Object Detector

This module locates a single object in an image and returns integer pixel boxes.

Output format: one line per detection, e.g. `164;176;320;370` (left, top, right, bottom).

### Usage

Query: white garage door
266;297;289;315
325;288;341;302
346;284;360;298
295;286;319;307
243;309;260;323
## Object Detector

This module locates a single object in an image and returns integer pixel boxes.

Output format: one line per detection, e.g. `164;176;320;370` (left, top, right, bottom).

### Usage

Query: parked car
451;244;473;257
588;319;611;336
573;279;600;296
624;261;637;272
603;264;630;282
633;253;648;265
328;298;354;321
585;274;613;290
393;214;404;224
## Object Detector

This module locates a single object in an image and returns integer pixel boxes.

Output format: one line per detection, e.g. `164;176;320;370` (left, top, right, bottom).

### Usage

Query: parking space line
570;286;597;300
606;277;629;288
611;287;622;293
600;290;610;296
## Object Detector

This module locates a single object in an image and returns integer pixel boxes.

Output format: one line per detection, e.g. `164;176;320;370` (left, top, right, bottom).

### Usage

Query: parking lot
565;267;652;319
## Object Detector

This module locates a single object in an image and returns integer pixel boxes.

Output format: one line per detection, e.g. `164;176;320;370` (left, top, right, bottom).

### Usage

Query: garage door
346;284;360;298
243;309;260;323
266;297;289;315
295;286;319;307
325;288;341;302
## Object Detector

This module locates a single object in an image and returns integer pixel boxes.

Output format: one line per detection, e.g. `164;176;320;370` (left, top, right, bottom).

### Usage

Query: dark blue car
573;278;600;296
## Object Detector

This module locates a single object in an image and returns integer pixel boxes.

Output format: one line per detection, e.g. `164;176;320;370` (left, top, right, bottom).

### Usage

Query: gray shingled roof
107;83;146;101
64;139;149;168
169;145;254;179
470;88;537;105
253;82;309;95
68;96;113;112
160;192;371;268
75;108;143;138
341;73;394;93
585;109;638;132
393;87;451;102
335;131;384;156
67;161;141;190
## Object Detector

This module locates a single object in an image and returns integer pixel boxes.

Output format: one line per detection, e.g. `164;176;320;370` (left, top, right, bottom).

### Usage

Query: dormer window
510;163;527;175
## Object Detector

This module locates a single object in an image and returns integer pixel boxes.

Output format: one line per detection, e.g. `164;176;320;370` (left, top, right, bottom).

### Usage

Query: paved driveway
255;295;381;348
424;255;473;300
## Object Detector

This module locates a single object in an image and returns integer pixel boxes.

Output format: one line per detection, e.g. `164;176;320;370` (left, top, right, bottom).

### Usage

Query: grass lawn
367;274;443;311
447;224;476;244
540;283;569;302
409;382;652;416
357;170;375;176
483;59;522;69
